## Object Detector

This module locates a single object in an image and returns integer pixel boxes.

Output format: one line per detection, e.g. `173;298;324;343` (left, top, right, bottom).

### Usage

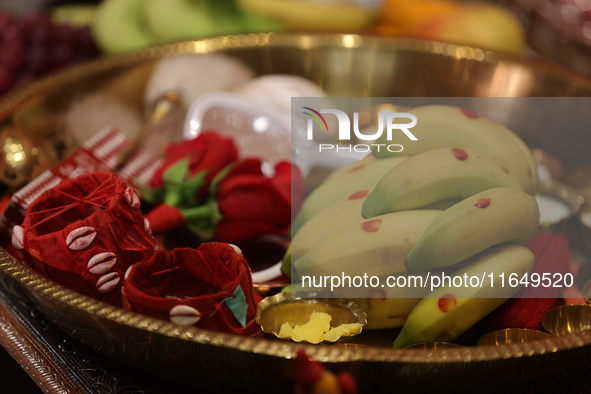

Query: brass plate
1;34;591;393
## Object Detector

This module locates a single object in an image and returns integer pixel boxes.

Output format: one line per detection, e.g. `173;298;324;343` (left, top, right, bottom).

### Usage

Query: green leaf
208;161;237;200
181;170;206;203
140;185;165;204
163;183;185;207
181;202;221;222
186;221;216;241
163;157;190;185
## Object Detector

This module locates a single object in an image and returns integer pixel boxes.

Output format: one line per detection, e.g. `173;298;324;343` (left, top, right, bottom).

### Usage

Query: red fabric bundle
17;172;156;307
488;233;572;331
122;244;262;336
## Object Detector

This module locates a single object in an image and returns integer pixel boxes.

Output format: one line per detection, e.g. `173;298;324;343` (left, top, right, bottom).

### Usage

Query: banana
237;0;377;32
393;243;534;348
286;274;430;330
352;297;420;330
371;105;537;193
405;187;539;273
294;210;442;280
291;188;370;262
362;147;523;218
349;276;431;329
323;154;376;183
291;156;407;236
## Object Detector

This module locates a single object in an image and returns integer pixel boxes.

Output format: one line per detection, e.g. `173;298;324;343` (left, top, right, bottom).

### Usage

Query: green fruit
237;0;376;32
294;210;442;280
371;105;538;194
93;0;159;54
405;187;539;274
393;243;533;348
52;5;97;27
281;245;291;278
362;147;523;218
145;0;235;41
291;188;368;261
144;0;281;42
291;156;407;236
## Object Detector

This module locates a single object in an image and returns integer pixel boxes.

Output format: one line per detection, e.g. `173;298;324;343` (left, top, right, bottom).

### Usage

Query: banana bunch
286;105;541;338
291;156;408;235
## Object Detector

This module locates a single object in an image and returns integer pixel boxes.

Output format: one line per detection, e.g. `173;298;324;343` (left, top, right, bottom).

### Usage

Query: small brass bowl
255;292;367;344
542;304;591;336
405;342;466;350
478;329;554;346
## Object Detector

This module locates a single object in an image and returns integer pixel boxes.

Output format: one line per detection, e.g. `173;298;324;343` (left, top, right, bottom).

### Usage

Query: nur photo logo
302;107;417;153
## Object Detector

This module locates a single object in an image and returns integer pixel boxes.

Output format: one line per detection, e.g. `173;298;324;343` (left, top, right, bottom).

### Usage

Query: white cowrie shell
169;305;201;326
87;252;117;275
144;218;151;235
124;264;134;280
125;187;140;210
66;226;97;251
12;226;24;250
96;272;120;293
228;244;242;255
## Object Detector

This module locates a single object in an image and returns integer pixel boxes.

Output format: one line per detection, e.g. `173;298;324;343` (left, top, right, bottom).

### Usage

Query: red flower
148;131;238;199
144;142;305;243
214;158;304;243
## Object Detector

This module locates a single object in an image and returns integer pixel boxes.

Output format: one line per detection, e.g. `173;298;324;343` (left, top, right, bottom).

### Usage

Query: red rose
148;131;238;200
213;158;304;243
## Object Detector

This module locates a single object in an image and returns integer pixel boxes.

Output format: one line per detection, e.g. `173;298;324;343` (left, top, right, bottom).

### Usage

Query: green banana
291;156;407;236
294;210;442;280
362;147;523;218
291;188;369;262
405;187;539;273
371;105;538;194
393;243;534;348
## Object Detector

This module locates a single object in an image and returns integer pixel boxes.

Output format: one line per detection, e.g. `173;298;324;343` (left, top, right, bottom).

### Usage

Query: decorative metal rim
0;33;590;364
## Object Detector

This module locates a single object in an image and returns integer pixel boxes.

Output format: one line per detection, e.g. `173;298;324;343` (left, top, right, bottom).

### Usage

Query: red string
21;174;122;256
196;249;231;289
149;266;181;277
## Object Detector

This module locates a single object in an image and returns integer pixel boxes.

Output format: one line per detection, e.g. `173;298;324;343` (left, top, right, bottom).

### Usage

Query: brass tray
1;34;591;393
